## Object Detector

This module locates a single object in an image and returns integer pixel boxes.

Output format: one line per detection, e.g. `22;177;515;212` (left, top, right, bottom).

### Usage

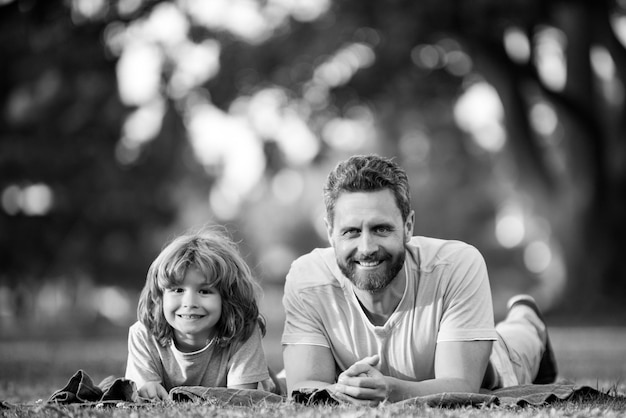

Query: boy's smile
177;314;205;319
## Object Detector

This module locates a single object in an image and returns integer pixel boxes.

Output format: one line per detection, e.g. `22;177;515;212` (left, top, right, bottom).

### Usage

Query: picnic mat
44;369;283;406
292;383;619;407
1;369;619;409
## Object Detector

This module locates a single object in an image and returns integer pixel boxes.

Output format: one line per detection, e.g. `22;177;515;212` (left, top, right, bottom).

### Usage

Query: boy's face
326;188;414;292
163;268;222;352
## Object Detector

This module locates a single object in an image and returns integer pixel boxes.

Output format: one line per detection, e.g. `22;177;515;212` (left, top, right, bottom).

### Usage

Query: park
1;0;625;416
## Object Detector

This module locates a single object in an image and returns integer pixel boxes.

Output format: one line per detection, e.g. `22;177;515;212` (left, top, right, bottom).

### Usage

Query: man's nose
357;232;377;255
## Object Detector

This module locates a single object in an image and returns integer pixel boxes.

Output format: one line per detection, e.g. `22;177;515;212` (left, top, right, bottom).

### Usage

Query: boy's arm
125;323;164;392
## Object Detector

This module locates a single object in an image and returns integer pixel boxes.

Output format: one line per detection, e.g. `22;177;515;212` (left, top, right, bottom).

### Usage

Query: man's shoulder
407;236;483;270
286;247;342;290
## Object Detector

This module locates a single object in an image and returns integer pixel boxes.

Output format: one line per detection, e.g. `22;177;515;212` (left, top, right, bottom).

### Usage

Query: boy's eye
166;287;183;293
199;288;216;295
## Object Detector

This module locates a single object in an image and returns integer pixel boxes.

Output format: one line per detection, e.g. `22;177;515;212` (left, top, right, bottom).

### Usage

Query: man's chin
339;257;405;292
349;272;393;292
357;283;390;294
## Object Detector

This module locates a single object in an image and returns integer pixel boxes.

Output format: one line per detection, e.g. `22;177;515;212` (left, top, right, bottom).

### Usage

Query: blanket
47;370;137;404
46;370;283;406
36;370;619;408
292;383;618;407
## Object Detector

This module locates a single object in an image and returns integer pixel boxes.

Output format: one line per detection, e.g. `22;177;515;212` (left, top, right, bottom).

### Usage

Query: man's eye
376;227;391;233
343;229;360;237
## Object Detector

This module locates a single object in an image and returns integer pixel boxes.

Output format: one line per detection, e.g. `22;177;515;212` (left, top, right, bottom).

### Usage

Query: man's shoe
507;295;558;384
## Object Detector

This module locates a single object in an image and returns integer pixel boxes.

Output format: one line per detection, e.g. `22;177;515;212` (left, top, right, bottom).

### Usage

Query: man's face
326;189;414;292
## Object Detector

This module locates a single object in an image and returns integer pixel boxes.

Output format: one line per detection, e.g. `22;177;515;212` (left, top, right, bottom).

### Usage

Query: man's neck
353;269;406;326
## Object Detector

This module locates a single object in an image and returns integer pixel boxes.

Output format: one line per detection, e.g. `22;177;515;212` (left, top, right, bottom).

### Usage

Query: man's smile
355;260;383;268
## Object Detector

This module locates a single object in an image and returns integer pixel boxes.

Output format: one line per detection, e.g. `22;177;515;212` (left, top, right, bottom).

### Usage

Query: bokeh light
495;203;526;249
272;169;305;204
534;26;567;91
503;27;531;64
1;184;54;216
454;81;506;153
524;240;552;274
116;41;163;106
530;102;558;137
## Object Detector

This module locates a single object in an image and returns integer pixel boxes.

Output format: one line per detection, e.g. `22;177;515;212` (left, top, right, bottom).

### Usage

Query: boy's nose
182;291;198;307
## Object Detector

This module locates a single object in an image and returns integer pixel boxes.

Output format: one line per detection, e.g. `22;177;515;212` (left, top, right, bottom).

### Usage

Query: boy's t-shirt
281;236;499;381
125;322;270;391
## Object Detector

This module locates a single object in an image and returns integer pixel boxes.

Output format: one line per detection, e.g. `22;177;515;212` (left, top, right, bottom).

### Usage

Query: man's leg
492;295;558;386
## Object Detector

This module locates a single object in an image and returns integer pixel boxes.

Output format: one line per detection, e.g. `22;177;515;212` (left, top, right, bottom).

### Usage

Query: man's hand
332;354;390;405
138;381;170;401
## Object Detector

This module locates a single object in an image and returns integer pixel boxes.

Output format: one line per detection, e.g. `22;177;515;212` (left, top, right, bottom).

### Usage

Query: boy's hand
138;381;170;401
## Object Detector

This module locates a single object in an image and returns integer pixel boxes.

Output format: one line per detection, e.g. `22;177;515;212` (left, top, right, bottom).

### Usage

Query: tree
2;0;624;321
0;0;185;286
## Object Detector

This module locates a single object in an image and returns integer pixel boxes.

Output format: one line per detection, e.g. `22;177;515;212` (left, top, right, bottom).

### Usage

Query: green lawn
1;324;625;416
2;327;625;399
549;326;626;387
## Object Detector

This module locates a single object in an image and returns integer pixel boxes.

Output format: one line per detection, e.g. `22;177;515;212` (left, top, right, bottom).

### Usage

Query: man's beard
338;249;405;293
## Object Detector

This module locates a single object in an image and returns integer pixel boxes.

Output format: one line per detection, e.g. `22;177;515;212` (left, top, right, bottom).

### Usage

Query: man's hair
137;227;265;349
323;154;411;226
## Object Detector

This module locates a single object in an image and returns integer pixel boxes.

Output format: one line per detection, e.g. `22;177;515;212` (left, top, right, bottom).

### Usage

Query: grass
4;397;626;418
1;323;625;417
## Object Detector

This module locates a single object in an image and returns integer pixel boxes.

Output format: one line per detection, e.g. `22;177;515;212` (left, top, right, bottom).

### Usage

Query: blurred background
1;0;626;383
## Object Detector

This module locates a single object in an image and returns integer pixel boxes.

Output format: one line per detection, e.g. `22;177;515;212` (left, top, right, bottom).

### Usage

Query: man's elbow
286;378;334;396
454;377;482;394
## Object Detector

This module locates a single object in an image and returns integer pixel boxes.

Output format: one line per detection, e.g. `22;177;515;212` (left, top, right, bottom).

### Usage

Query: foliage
0;0;186;287
1;0;625;320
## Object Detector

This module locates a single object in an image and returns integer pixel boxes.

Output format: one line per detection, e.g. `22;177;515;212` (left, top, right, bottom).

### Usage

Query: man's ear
405;210;415;243
324;217;334;247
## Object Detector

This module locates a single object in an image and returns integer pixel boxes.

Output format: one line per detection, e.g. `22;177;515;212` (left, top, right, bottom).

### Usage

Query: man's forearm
386;376;479;402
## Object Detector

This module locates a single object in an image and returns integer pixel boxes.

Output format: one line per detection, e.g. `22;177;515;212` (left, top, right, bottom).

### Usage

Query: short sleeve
281;258;331;347
436;245;497;342
226;325;270;386
125;322;164;387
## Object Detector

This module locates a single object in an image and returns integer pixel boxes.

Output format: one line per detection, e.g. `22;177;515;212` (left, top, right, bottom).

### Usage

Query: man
281;154;557;404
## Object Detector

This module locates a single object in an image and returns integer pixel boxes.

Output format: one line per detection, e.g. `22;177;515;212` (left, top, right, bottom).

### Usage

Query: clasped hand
331;354;390;405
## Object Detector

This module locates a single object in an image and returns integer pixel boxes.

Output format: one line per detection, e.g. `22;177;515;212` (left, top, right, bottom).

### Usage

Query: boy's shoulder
128;321;151;340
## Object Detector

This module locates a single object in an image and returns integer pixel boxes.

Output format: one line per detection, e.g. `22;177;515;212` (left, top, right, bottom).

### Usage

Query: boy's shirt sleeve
226;325;270;387
125;321;163;388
